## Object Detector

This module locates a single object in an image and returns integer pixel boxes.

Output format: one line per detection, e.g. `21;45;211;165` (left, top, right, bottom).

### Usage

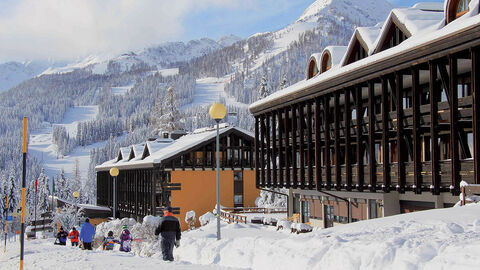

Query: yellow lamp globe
209;103;226;120
109;167;119;177
73;191;80;198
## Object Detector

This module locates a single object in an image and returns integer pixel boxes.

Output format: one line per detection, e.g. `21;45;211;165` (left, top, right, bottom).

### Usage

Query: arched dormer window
447;0;471;24
321;52;332;72
307;58;319;79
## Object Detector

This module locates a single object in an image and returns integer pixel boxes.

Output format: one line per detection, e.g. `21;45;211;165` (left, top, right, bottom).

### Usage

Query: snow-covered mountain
0;60;66;92
217;34;242;47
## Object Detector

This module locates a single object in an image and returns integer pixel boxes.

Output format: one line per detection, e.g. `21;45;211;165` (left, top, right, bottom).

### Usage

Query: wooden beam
368;81;377;192
473;47;480;185
344;88;352;191
430;61;440;194
266;114;272;187
396;72;406;193
315;97;322;191
334;91;341;190
450;55;460;195
292;104;298;189
260;115;266;187
381;76;390;192
412;67;422;194
277;109;284;187
324;95;332;190
272;111;277;187
285;107;291;188
307;100;314;189
299;102;305;189
356;85;364;191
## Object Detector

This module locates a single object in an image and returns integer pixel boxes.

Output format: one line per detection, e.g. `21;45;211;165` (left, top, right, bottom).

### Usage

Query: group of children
55;225;132;252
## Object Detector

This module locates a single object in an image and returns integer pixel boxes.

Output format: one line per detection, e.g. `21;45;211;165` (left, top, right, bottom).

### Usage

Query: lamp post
73;191;80;227
209;103;226;240
109;167;119;219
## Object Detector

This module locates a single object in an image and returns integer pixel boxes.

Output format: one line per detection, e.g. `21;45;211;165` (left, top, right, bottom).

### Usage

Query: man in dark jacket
56;227;68;245
155;206;181;261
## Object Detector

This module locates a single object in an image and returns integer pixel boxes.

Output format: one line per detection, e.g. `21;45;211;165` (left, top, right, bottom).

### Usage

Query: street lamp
209;103;226;240
109;167;119;219
72;191;80;227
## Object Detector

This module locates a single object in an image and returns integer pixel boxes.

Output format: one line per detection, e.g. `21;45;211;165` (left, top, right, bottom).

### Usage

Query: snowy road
0;238;240;270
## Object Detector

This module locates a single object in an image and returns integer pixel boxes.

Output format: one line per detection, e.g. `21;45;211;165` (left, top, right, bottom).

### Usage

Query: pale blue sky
0;0;445;61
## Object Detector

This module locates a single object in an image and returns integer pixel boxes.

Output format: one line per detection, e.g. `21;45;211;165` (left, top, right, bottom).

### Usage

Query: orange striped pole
20;118;27;270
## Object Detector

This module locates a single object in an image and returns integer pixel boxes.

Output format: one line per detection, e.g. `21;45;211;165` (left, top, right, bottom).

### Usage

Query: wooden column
472;47;480;185
368;81;377;192
324;95;332;189
412;67;422;194
381;77;390;192
356;86;364;191
292;104;298;189
299;102;305;189
396;72;406;192
430;61;440;194
260;115;266;187
266;114;272;187
278;109;284;187
334;91;341;190
315;97;322;191
449;55;460;195
307;101;314;189
345;88;352;191
272;110;277;187
285;107;291;188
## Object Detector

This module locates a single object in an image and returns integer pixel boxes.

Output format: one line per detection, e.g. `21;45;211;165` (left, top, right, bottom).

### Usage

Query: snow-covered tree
51;204;85;232
36;169;51;215
56;169;72;202
259;75;269;98
151;86;185;134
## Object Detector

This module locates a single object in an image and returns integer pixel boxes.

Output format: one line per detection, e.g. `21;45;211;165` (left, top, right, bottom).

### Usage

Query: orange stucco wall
171;169;259;231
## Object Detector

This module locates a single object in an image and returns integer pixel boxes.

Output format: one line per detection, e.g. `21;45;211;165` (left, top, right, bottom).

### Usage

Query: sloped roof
340;26;381;66
372;6;445;54
250;1;480;114
96;125;254;171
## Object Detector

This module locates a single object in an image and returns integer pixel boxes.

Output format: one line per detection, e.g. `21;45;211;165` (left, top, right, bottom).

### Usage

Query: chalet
249;0;479;228
96;125;259;230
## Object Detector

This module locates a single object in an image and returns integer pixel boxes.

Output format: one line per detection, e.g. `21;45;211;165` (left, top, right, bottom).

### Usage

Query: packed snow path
0;237;240;270
185;77;248;109
29;106;100;180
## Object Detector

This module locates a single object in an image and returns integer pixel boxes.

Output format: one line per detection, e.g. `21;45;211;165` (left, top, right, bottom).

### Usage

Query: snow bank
199;212;216;226
175;204;480;269
185;211;196;223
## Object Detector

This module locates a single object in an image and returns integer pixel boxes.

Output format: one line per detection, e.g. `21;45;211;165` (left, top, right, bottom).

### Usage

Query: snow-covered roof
413;2;444;11
117;147;130;162
340;26;381;66
96;125;254;171
372;6;444;54
250;1;480;113
321;46;348;71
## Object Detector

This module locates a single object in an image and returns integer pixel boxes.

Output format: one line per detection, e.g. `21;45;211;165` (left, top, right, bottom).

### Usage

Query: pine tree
259;75;269;98
151;86;185;134
36;169;51;215
56;169;72;201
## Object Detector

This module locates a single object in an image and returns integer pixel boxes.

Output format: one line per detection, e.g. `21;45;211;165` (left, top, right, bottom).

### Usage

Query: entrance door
233;171;243;207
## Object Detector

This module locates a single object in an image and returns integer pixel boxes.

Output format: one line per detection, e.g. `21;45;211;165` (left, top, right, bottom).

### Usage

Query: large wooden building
249;0;479;227
96;125;259;230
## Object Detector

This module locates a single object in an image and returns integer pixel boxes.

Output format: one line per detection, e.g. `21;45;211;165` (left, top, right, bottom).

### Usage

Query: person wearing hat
119;225;132;252
68;227;80;247
79;218;95;250
56;227;68;245
155;206;181;261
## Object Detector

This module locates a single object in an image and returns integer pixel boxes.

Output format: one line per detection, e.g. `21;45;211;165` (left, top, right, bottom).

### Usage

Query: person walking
68;227;80;247
55;227;68;245
79;218;95;250
119;225;132;252
155;206;181;261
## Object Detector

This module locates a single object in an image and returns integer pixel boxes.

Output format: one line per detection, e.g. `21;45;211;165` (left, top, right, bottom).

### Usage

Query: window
234;171;243;207
321;52;332;72
307;59;319;79
447;0;471;23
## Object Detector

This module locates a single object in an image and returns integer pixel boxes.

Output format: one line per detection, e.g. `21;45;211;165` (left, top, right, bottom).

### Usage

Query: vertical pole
381;77;390;192
315;97;322;191
3;195;8;253
412;67;422;194
356;86;364;191
266;113;271;187
216;120;221;240
278;109;284;187
430;61;440;194
292;104;298;189
472;47;480;185
254;117;260;188
345;88;352;191
20;117;27;270
368;81;376;192
324;95;331;189
307;101;313;189
334;91;341;190
299;103;305;189
113;176;116;219
272;111;277;187
284;107;291;188
449;55;460;195
396;72;406;192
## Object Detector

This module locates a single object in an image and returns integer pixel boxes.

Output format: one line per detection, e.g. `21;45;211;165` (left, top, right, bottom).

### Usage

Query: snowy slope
29;106;100;181
0;60;63;92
